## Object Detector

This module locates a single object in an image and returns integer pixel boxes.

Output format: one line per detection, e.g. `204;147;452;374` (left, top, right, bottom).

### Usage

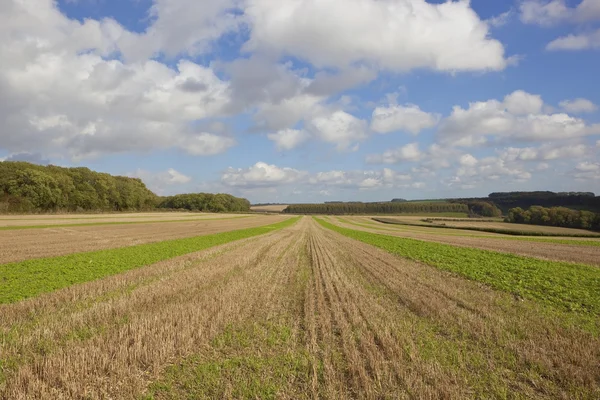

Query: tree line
157;193;250;213
283;202;468;215
506;206;600;231
0;161;250;213
450;191;600;213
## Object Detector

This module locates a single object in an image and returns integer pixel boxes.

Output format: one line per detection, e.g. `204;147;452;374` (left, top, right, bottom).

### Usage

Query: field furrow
331;216;600;266
1;217;598;399
0;215;287;264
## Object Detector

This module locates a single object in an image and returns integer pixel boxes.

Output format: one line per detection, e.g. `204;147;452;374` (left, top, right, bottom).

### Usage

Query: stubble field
1;213;599;399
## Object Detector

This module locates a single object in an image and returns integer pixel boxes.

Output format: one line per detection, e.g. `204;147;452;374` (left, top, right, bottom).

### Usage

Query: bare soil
0;215;288;264
250;204;289;212
0;212;240;227
382;215;600;236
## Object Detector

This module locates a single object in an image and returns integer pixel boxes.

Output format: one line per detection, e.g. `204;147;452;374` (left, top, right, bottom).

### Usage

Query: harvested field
379;215;600;236
330;216;600;266
0;215;287;264
250;204;289;212
1;217;598;399
0;212;238;227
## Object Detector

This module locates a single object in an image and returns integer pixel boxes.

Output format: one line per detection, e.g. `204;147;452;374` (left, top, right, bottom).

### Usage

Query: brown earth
0;215;288;264
333;217;600;266
0;212;241;227
381;215;600;236
250;204;289;212
1;217;597;399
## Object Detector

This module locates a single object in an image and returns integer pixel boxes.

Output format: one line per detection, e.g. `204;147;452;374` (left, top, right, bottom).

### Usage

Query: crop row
316;218;600;329
0;217;299;304
0;215;249;231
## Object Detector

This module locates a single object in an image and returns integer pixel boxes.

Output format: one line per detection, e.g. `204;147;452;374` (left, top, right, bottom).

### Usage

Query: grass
316;218;600;323
0;217;299;304
0;215;250;230
373;217;600;238
145;322;312;400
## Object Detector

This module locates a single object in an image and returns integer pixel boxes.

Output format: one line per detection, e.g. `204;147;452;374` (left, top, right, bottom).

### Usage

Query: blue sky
0;0;599;203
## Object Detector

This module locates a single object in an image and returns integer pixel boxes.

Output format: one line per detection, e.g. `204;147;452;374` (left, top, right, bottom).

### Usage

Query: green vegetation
0;216;248;231
284;201;468;215
0;161;252;214
464;201;502;217
343;217;600;246
450;191;600;214
157;193;250;213
507;205;600;231
146;321;311;400
373;217;600;237
0;217;299;304
0;161;157;212
316;218;600;324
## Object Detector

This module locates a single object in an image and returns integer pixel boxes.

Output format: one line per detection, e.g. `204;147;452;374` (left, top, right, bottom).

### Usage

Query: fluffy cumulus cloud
547;29;600;51
220;162;416;193
520;0;600;25
437;90;600;146
117;0;244;61
221;162;308;188
521;1;600;51
305;111;368;151
0;0;236;160
267;129;311;151
366;143;422;164
559;98;598;113
244;0;509;72
130;168;192;195
371;104;439;134
498;143;589;161
572;162;600;180
449;155;533;190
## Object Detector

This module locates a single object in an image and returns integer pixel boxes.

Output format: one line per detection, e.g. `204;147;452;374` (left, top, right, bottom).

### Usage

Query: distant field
250;204;289;212
0;212;231;227
1;215;599;399
376;216;600;237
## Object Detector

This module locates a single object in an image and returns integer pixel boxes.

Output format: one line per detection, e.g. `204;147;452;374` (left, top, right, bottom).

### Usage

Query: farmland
1;214;599;399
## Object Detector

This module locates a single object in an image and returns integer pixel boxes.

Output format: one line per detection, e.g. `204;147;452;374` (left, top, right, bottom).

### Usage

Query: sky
0;0;599;203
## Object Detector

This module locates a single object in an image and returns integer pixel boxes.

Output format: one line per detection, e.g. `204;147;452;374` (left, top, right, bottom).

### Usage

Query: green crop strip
0;217;299;304
316;218;600;320
339;217;600;247
0;215;251;231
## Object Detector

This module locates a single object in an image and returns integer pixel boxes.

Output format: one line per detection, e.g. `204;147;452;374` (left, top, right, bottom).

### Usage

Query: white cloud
244;0;508;72
487;10;513;28
366;142;422;164
371;104;439;134
459;154;479;167
179;133;237;156
520;0;600;26
547;29;600;51
306;111;368;151
221;162;308;188
220;161;413;193
573;162;600;180
454;156;532;184
267;129;311;151
130;168;192;195
503;90;544;115
499;143;588;161
0;0;237;160
117;0;244;61
438;90;600;146
559;98;598;113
